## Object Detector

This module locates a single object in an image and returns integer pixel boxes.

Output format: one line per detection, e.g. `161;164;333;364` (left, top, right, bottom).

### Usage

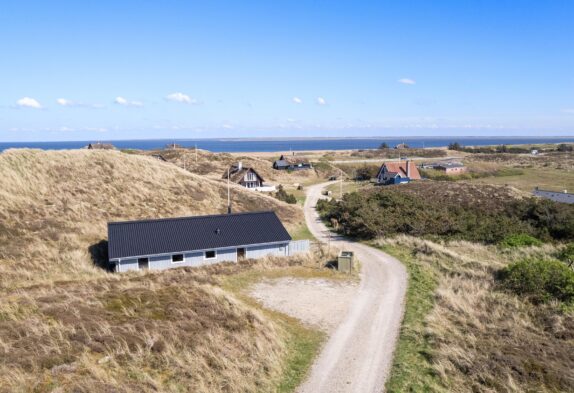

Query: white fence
254;185;277;192
288;240;310;256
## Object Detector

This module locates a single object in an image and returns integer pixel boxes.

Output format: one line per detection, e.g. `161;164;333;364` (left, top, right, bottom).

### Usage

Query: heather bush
498;259;574;304
499;234;543;248
317;182;574;243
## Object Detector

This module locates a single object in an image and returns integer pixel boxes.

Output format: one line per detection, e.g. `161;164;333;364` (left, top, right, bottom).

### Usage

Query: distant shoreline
1;136;573;153
2;135;574;143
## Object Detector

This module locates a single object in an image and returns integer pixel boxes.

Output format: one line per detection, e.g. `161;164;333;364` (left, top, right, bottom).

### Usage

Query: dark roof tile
108;211;291;260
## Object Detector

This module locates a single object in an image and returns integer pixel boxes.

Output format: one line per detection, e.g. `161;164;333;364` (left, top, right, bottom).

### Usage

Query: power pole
227;167;231;214
340;169;343;199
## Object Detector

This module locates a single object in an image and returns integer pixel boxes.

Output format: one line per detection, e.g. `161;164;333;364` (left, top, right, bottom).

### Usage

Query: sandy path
250;278;358;332
297;182;408;393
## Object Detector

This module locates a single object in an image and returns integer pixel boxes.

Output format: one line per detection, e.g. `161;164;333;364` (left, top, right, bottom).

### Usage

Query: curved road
298;182;408;393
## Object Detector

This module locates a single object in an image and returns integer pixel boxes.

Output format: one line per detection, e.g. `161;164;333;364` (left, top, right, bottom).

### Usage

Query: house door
237;248;246;260
138;257;149;270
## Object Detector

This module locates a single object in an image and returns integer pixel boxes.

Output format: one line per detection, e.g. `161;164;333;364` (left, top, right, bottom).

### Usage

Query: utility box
338;251;354;273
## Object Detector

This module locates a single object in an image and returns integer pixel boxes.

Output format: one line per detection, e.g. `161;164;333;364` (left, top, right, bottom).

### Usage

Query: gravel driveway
297;182;407;393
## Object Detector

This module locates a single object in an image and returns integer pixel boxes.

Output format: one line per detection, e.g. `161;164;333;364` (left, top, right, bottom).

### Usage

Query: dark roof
223;165;265;183
274;159;290;167
277;155;310;165
108;211;291;260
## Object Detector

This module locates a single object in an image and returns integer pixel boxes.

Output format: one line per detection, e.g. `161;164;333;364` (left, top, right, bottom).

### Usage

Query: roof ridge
108;210;276;226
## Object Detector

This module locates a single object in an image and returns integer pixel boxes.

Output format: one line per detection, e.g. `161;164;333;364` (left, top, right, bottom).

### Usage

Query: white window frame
171;254;184;264
204;250;217;260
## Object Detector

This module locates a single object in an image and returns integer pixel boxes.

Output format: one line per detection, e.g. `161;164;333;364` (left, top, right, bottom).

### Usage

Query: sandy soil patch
250;277;358;332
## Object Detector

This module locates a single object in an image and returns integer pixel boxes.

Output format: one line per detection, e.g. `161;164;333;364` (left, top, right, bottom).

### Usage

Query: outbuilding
273;154;313;170
107;211;308;272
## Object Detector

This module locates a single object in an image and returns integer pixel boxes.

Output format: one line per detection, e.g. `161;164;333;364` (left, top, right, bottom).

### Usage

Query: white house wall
245;243;289;259
115;243;293;272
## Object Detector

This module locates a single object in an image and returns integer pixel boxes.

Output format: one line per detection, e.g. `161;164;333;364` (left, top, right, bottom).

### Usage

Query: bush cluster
317;183;574;243
275;185;297;204
498;259;574;304
499;234;543;248
448;142;573;154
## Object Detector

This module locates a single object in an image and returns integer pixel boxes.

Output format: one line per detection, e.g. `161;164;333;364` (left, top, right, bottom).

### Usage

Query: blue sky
1;0;573;141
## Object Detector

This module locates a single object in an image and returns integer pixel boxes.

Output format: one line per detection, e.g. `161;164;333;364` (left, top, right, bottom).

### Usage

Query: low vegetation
350;147;447;159
317;181;574;243
335;163;379;180
0;149;321;392
499;233;543;248
448;141;574;154
557;243;574;268
275;185;298;204
379;236;574;392
498;258;574;305
420;166;524;181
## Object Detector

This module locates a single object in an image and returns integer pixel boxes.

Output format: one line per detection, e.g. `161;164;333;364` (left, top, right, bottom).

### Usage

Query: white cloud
16;97;42;109
562;108;574;114
398;78;416;85
292;97;302;104
57;99;104;108
222;124;234;129
316;97;327;105
114;96;143;107
56;98;73;106
165;92;197;104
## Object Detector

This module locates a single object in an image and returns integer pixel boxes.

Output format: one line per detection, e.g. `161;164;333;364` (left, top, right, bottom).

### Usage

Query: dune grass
379;243;445;392
377;236;574;392
0;149;319;392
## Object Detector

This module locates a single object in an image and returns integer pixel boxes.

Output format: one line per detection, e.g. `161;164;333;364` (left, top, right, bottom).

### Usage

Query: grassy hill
0;149;303;289
315;180;574;392
138;148;336;185
0;149;312;392
381;236;574;392
317;181;574;243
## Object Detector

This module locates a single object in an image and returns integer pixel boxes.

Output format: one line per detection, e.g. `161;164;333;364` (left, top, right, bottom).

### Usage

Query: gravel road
297;182;408;393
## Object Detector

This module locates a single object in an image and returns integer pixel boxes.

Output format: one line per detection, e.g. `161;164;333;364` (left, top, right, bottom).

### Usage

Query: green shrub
556;243;574;268
275;185;297;204
498;259;574;304
499;234;543;248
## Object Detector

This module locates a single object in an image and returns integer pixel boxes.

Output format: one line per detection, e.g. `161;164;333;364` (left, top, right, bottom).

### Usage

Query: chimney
406;160;411;178
237;161;242;170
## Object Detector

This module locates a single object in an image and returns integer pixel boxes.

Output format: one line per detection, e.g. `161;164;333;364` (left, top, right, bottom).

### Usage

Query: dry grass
141;148;331;186
0;149;303;289
0;149;319;392
0;254;328;393
464;152;574;192
378;236;574;393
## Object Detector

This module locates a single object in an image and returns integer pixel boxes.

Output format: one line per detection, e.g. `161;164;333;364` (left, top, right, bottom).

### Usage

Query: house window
138;258;149;270
172;254;184;263
205;250;216;259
